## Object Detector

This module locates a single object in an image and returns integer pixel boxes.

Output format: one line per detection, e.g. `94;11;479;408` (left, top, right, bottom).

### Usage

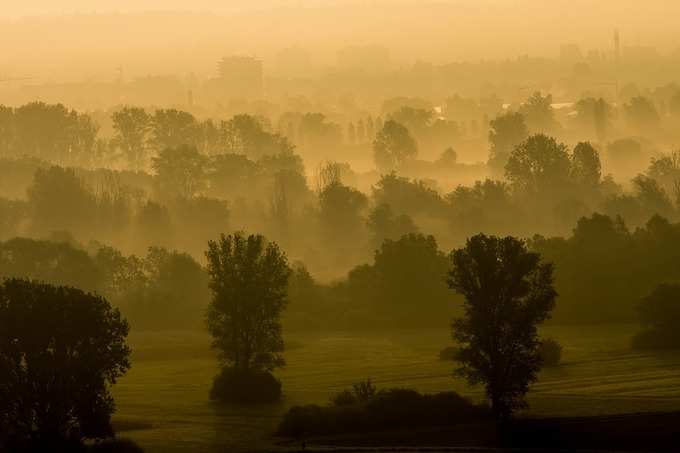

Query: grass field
112;325;680;452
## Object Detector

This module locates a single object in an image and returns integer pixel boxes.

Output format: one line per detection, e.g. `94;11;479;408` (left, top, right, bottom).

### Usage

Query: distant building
206;56;264;100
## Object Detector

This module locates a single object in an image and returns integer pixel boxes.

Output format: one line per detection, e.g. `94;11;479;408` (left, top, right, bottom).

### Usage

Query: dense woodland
1;89;680;330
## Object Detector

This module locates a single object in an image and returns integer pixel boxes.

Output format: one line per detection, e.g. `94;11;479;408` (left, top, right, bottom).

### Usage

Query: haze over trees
2;4;680;449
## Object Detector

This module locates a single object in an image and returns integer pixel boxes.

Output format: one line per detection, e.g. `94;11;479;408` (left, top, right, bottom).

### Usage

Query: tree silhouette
505;134;571;197
487;111;528;173
152;145;208;199
519;92;556;133
0;279;130;448
112;106;150;171
373;120;418;172
448;234;556;419
205;233;291;399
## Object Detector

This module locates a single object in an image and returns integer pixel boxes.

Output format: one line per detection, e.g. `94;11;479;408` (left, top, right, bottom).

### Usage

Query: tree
150;109;199;151
27;165;97;237
505;134;571;197
448;234;557;418
373;233;450;326
574;97;611;142
0;279;130;448
373;120;418;172
152;145;208;199
111;107;150;171
624;96;660;131
487;111;528;173
571;142;602;188
519;92;556;133
318;182;368;242
205;233;291;401
221;114;294;159
632;283;680;350
367;203;418;250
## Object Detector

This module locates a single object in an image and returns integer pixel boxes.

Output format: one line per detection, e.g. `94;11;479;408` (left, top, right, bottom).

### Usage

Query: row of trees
207;230;557;420
2;221;679;450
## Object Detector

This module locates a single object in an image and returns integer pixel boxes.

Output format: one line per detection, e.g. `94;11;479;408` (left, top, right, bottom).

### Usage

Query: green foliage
206;233;291;374
0;279;130;447
448;234;557;418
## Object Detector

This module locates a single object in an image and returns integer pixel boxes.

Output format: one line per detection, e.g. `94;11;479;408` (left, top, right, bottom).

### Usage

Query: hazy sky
1;1;679;82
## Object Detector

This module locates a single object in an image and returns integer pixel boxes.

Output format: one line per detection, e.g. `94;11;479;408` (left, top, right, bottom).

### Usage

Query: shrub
89;438;145;452
352;379;378;402
210;367;282;403
330;389;357;407
278;388;489;437
632;283;680;350
330;379;378;407
539;338;562;367
439;346;462;361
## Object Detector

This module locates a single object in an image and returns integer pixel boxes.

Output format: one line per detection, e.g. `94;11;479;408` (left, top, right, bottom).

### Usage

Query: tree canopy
0;279;130;448
448;234;556;418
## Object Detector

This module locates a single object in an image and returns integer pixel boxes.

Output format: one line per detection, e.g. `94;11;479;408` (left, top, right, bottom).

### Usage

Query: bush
278;388;489;437
439;346;461;361
210;367;282;403
330;389;357;407
539;338;562;367
632;284;680;350
632;329;680;350
330;379;377;406
89;438;145;452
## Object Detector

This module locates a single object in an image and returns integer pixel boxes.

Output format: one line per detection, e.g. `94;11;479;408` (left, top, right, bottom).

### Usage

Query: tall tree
112;107;150;171
505;134;571;197
519;92;556;133
0;279;130;448
574;97;611;142
487;111;528;173
571;142;602;189
373;120;418;172
150;109;199;151
152;145;208;199
205;233;291;374
448;234;557;419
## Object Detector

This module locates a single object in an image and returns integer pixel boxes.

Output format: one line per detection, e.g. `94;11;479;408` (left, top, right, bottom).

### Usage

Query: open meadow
112;325;680;452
